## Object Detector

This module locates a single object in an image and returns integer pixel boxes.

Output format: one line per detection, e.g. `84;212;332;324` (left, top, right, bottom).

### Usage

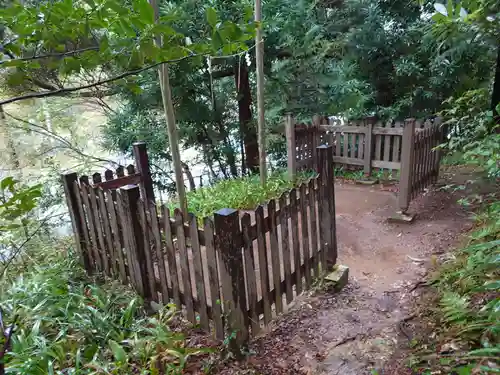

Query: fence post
214;208;248;356
364;116;376;176
133;142;155;204
317;144;337;269
398;118;416;214
62;172;90;270
120;185;152;300
285;114;296;181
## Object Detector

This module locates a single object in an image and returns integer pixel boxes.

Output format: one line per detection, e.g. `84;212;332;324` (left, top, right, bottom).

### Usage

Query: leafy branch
0;55;196;106
0;46;101;66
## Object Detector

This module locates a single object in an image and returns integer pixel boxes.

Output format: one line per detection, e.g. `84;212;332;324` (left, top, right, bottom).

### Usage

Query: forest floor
201;165;489;375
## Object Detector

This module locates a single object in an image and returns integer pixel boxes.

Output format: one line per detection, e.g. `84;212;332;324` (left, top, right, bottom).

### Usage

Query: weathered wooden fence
63;143;338;346
286;115;443;215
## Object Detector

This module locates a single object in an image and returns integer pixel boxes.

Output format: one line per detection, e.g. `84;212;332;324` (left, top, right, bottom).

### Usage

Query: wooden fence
62;143;338;347
287;114;441;176
286;115;444;215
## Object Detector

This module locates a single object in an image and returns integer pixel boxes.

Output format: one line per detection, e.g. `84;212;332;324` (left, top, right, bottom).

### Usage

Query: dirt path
216;169;477;375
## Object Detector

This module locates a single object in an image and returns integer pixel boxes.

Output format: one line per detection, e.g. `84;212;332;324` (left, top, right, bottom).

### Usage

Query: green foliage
463;131;500;179
0;0;255;98
170;170;316;218
0;177;41;233
0;244;206;374
100;0;498;179
439;90;495;151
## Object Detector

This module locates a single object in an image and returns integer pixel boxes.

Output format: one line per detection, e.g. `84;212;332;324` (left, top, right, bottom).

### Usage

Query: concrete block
325;264;349;291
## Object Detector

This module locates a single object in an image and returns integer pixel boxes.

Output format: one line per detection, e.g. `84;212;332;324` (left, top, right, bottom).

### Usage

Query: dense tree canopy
1;0;498;190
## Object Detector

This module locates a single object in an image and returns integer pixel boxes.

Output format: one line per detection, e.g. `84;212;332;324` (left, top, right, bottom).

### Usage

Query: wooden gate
398;117;443;214
62;143;338;347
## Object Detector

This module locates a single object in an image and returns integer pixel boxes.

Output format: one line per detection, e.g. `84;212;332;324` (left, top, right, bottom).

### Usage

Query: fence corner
132;141;155;204
364;116;377;176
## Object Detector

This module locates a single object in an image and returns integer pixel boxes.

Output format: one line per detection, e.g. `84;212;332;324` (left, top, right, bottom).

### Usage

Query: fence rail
63;143;338;346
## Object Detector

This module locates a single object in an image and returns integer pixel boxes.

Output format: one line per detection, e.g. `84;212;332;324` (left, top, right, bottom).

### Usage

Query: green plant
439;91;496;153
333;167;364;181
463;132;500;179
169;170;316;218
0;177;41;234
0;243;207;374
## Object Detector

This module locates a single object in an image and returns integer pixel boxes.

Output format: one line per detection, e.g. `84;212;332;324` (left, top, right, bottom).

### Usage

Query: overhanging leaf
206;7;217;28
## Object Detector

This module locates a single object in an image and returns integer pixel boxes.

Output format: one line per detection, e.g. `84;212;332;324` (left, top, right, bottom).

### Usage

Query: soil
199;166;496;375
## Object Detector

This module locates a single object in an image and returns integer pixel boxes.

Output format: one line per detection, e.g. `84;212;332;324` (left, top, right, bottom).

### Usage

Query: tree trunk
217;122;238;177
181;161;196;191
234;63;259;173
491;42;500;123
255;0;267;185
0;105;20;170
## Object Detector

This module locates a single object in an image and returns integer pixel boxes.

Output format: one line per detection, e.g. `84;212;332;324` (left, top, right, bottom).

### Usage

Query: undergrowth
407;108;499;374
410;198;500;374
0;239;206;374
169;170;316;218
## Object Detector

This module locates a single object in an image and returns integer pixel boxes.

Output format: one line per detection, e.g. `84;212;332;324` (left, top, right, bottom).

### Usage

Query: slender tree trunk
240;137;246;175
223;139;238;177
234;63;259;173
150;0;187;215
181;162;196;191
216;121;238;177
255;0;267;185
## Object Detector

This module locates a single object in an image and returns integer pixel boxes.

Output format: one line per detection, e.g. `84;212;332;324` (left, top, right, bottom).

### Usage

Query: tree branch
4;112;120;167
0;54;197;106
28;77;60;91
0;46;100;65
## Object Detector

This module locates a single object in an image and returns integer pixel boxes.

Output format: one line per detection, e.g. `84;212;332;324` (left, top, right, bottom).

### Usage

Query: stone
355;178;379;185
325;264;349;291
387;211;416;224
